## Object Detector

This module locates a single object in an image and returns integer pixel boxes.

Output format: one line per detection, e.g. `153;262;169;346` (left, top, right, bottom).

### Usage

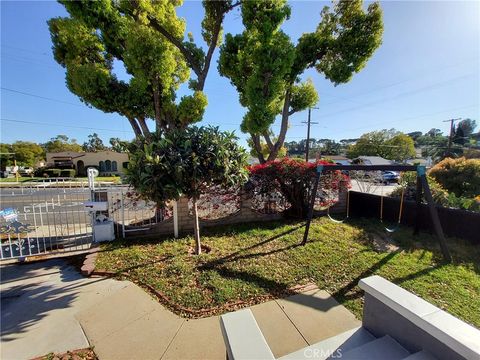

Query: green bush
392;171;480;212
391;172;449;206
60;169;76;177
429;157;480;198
44;168;62;177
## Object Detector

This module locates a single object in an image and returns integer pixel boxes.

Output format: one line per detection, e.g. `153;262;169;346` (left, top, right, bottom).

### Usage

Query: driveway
1;258;128;360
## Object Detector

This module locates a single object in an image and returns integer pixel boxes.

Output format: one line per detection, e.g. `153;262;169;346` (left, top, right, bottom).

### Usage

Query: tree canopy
219;0;383;163
43;135;83;153
49;0;239;138
347;129;415;162
0;142;45;167
82;133;106;152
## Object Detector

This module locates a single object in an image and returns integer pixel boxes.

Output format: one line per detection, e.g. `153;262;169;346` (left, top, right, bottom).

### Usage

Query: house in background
321;155;351;165
45;151;129;176
352;156;393;166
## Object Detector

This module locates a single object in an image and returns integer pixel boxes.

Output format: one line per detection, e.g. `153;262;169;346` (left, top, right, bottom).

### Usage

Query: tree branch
197;16;223;91
146;15;202;77
137;116;151;139
251;133;266;164
263;132;274;151
127;117;142;138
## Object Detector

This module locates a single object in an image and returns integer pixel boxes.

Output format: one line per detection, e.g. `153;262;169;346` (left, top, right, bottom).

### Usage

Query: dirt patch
369;232;400;253
187;244;212;255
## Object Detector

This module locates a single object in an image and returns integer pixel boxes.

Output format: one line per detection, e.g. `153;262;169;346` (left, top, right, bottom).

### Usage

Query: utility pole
443;118;462;154
302;107;319;162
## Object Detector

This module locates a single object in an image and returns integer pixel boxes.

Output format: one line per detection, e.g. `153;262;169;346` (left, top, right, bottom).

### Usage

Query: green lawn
0;177;43;182
95;217;480;327
0;176;121;184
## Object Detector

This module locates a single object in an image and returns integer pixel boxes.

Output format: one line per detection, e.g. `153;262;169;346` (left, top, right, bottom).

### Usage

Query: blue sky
1;0;479;149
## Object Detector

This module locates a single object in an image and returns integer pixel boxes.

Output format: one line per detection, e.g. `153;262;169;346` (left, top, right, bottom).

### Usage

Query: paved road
350;181;398;196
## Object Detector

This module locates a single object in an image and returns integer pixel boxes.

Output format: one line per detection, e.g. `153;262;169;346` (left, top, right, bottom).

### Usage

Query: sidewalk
77;282;360;360
1;258;360;360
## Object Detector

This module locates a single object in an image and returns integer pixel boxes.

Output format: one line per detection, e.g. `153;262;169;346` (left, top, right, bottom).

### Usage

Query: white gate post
173;200;179;238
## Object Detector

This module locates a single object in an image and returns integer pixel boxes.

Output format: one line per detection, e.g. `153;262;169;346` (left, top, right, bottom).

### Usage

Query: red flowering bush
247;158;350;218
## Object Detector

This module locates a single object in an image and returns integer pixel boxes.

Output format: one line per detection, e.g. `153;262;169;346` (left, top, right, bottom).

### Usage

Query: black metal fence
349;191;480;244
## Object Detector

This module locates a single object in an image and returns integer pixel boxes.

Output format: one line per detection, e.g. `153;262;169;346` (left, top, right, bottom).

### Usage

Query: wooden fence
348;191;480;244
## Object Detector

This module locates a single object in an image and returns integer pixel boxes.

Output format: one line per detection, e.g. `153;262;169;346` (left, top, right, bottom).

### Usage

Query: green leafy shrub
44;169;62;177
127;126;248;254
60;169;76;177
429;157;480;198
391;172;449;206
392;171;480;212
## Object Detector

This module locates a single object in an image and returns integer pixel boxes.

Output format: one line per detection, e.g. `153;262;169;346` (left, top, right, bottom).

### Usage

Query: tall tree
11;142;45;167
218;0;383;163
49;0;239;138
346;129;415;162
83;133;106;152
109;137;130;153
43;135;83;153
454;118;477;145
386;133;415;162
346;129;396;159
0;143;14;168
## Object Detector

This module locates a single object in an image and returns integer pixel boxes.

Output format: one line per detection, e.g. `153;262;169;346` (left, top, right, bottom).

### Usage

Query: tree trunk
152;79;163;132
127;117;142;138
192;196;202;255
251;134;266;164
137;117;151;140
267;90;291;162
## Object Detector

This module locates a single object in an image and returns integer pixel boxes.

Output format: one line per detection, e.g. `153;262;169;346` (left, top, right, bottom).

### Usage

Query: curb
81;245;100;276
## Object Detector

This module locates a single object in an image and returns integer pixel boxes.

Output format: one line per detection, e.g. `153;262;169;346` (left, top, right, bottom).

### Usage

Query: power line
1;87;83;107
337;104;478;134
320;74;473;119
1;44;50;56
320;57;479;107
0;118;130;134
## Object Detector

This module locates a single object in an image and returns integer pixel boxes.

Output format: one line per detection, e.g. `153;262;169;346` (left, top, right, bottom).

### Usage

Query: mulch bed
32;348;97;360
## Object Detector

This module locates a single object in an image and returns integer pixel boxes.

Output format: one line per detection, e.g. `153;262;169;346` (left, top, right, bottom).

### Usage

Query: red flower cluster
246;158;350;218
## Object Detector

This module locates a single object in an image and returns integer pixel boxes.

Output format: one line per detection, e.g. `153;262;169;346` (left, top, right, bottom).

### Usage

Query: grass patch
0;176;121;185
0;177;43;183
95;218;480;326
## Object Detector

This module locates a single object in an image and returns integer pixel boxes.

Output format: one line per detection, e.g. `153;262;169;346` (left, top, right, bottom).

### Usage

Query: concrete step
279;326;375;360
340;335;410;360
403;350;437;360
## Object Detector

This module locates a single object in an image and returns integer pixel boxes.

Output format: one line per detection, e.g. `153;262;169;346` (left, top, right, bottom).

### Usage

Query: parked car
382;171;400;183
19;167;34;176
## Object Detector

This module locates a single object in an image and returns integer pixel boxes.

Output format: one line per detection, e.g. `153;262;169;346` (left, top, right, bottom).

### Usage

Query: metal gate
0;179;93;260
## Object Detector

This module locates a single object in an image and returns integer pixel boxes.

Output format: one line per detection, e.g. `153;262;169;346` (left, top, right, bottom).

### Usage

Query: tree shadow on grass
198;224;305;271
332;251;447;305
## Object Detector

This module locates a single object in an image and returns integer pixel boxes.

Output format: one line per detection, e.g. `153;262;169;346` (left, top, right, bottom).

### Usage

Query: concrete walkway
1;259;360;360
1;259;129;360
77;283;360;360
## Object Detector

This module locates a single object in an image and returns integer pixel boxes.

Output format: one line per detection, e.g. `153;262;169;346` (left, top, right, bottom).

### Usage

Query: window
112;161;117;171
99;161;105;172
105;160;112;171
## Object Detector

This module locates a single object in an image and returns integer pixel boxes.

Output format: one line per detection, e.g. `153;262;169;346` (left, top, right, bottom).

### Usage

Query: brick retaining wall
146;183;349;237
